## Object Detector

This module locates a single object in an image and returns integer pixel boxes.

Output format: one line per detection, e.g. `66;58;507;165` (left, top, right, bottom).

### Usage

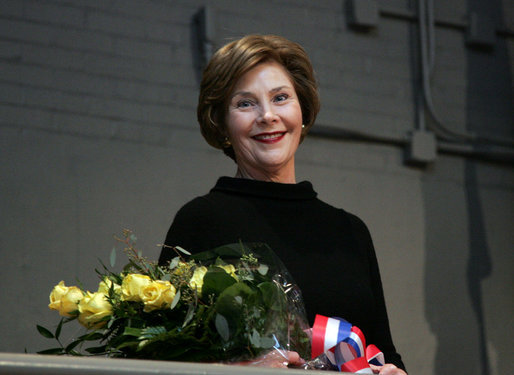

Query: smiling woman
159;35;407;374
196;35;319;165
226;61;303;183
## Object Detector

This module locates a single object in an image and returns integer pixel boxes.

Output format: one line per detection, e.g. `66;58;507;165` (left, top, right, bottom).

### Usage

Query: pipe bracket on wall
194;6;217;69
346;0;379;31
405;130;437;165
466;11;496;49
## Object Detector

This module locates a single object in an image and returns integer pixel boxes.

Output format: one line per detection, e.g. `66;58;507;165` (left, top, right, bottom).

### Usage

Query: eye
236;99;254;108
273;93;289;102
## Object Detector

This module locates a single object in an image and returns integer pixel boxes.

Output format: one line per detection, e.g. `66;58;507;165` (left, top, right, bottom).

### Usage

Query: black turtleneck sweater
159;177;405;369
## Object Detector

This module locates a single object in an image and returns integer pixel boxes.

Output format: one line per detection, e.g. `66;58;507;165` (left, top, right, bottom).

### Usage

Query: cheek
227;113;253;137
296;104;303;124
285;105;303;131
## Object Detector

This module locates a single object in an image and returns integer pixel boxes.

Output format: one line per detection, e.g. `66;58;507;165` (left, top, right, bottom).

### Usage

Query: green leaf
175;246;191;255
123;327;143;337
170;289;180;310
168;257;180;270
191;244;241;262
259;336;276;349
249;329;261;347
110;247;116;268
215;314;230;341
78;331;104;341
137;339;150;350
130;233;137;242
201;267;237;299
55;319;63;340
37;348;64;355
214;283;254;334
258;282;282;310
182;303;195;328
257;264;269;275
85;345;107;354
116;340;139;350
65;340;82;352
140;326;166;339
36;325;54;339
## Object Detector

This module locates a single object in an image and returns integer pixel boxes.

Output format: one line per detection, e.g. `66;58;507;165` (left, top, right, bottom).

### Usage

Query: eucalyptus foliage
38;233;310;362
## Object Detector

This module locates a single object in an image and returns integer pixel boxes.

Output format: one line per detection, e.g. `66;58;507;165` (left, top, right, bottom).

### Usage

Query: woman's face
226;61;303;182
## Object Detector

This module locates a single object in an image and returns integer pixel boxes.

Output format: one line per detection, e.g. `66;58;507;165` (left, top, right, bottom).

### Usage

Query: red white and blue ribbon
312;314;385;373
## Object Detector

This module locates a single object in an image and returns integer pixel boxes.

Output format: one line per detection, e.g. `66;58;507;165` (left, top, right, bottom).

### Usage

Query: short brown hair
197;34;320;160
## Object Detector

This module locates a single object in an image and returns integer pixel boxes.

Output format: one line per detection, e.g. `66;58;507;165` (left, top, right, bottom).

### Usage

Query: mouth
252;131;286;143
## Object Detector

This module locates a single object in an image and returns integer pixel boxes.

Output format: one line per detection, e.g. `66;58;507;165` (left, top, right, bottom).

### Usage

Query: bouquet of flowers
37;230;311;363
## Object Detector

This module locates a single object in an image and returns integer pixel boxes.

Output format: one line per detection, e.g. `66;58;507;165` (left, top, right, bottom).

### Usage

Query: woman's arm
347;213;407;372
370;363;408;374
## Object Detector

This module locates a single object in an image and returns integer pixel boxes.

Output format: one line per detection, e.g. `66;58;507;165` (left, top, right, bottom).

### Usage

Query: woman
159;34;407;374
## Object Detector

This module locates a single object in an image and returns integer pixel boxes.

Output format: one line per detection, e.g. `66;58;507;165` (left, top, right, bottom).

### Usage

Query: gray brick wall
1;1;512;375
3;1;511;143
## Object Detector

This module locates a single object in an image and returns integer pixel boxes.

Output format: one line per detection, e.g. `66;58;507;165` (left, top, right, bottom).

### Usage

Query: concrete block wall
1;1;512;374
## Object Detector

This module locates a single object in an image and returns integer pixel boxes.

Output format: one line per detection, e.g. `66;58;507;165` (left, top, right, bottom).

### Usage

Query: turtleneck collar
211;177;317;200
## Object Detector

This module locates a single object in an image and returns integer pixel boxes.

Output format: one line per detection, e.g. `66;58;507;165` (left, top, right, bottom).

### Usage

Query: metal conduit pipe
380;6;514;38
417;0;514;148
307;2;514;164
417;0;475;143
437;142;514;164
310;2;514;164
308;125;514;165
426;0;436;73
308;125;408;147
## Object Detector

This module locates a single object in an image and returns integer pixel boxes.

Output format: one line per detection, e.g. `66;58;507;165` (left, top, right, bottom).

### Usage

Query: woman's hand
369;363;407;375
231;350;305;368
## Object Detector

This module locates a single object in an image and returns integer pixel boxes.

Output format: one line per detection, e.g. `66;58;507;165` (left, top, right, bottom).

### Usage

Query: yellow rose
77;291;112;329
48;281;84;317
141;280;176;312
189;266;207;294
121;273;151;302
218;264;238;280
97;278;121;295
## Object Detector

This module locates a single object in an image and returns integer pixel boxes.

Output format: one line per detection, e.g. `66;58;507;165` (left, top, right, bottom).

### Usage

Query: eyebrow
230;85;292;99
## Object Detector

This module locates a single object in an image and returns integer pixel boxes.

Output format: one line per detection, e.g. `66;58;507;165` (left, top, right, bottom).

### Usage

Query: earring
222;137;231;148
302;124;305;129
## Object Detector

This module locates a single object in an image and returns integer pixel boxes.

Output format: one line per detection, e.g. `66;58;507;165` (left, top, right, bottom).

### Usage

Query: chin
256;155;291;168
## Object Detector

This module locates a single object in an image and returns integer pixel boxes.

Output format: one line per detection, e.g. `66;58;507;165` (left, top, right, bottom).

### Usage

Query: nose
258;103;278;125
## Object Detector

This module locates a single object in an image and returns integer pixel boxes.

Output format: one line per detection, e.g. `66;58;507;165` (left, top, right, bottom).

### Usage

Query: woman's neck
235;166;296;184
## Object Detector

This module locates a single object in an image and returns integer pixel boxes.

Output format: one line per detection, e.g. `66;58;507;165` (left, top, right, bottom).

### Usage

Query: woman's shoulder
312;197;373;243
172;193;222;222
343;210;371;233
172;188;249;227
312;197;368;226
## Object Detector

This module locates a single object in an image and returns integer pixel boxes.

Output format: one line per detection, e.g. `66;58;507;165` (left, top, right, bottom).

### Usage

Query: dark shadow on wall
463;162;492;375
423;0;512;374
464;0;512;373
423;173;485;374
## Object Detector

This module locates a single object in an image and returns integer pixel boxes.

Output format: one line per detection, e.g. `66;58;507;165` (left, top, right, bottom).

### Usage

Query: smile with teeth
252;132;286;143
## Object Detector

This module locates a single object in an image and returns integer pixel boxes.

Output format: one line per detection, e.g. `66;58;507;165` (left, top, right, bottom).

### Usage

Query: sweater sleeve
347;213;406;371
